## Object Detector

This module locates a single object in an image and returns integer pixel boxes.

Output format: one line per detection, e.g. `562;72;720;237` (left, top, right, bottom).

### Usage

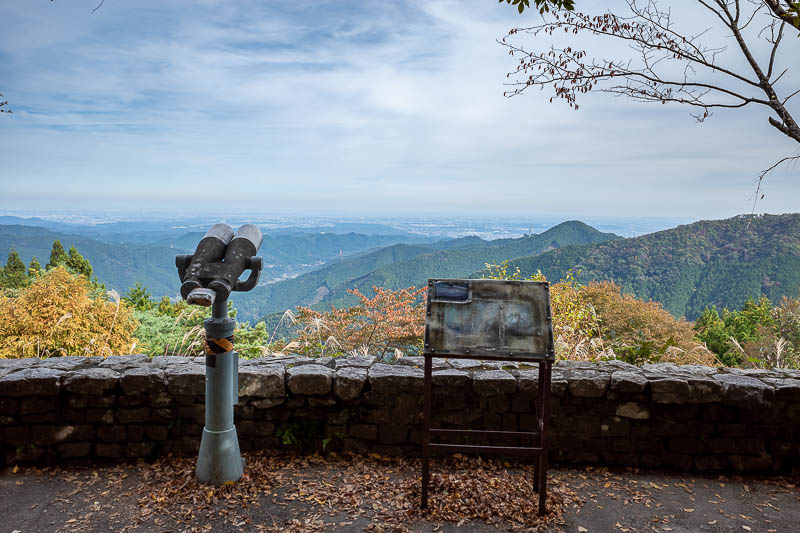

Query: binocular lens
232;224;262;250
179;223;264;304
204;223;235;245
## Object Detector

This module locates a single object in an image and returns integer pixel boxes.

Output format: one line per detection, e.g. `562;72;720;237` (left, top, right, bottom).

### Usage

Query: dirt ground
1;452;798;533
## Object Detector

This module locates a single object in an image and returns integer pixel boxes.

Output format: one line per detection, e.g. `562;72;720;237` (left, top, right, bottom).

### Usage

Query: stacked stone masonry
1;355;800;473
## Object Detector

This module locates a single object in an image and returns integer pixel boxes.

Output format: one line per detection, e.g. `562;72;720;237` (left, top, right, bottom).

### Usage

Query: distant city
0;210;693;239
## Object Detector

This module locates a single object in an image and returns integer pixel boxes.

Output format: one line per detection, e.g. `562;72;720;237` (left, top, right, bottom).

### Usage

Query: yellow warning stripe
205;336;234;354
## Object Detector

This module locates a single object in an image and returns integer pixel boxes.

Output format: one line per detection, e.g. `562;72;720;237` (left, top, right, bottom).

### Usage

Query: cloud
0;0;797;217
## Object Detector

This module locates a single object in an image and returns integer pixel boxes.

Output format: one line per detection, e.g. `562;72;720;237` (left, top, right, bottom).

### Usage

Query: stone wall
1;355;799;473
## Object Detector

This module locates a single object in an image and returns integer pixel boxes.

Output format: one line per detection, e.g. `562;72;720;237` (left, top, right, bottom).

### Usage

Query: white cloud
0;0;797;217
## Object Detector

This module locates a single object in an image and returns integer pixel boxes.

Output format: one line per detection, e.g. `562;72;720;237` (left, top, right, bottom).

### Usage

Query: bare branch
784;87;800;104
501;0;800;144
742;2;768;30
752;153;800;213
767;21;785;79
0;93;11;114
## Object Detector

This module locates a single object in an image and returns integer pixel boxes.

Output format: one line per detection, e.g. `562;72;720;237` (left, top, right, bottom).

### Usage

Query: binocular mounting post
175;223;263;485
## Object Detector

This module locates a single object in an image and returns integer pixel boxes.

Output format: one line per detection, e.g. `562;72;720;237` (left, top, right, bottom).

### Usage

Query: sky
0;0;797;219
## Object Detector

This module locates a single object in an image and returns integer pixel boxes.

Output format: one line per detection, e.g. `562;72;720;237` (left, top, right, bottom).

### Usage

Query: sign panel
424;278;554;360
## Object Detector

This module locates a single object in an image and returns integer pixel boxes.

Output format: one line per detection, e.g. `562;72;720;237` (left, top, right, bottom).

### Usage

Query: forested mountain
484;214;800;320
0;216;199;245
236;239;483;318
239;221;620;321
7;214;794;326
0;226;435;298
157;231;433;262
0;225;181;295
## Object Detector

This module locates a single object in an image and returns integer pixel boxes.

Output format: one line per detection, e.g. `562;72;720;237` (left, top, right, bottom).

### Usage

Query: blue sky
0;0;797;218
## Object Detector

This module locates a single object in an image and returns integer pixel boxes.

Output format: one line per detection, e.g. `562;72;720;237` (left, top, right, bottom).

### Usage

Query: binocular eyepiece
176;223;263;307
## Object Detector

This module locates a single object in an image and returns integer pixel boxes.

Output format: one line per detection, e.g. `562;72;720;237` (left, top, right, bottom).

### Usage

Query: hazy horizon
0;207;773;239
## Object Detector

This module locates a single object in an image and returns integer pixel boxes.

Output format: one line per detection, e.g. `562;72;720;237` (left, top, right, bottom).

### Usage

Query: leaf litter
12;451;577;532
11;457;798;532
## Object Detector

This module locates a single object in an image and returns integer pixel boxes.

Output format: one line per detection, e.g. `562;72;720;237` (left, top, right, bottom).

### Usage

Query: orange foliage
293;286;426;356
583;281;716;365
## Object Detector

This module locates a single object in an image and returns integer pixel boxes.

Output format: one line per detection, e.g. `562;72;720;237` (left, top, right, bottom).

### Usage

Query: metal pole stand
196;297;243;484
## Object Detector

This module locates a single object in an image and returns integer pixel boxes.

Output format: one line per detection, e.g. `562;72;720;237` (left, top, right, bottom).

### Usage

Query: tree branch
767;21;785;79
0;93;11;114
752;152;800;213
501;0;800;143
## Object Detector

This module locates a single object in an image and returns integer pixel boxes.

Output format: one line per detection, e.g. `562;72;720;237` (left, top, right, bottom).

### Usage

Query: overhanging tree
500;0;799;181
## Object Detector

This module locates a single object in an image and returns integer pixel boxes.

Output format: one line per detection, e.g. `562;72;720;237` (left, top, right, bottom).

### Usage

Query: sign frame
420;278;554;516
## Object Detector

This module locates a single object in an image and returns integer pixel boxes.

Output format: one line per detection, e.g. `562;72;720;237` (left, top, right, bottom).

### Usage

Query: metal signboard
424;278;555;361
421;278;555;516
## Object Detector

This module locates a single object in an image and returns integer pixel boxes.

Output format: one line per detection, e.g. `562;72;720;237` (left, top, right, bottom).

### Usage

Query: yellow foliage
484;262;715;365
485;262;603;359
0;267;139;358
547;272;605;360
583;281;716;366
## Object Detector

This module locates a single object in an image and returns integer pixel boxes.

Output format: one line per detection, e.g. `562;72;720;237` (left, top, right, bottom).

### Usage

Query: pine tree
1;249;29;289
47;240;68;270
66;245;93;278
28;256;42;278
123;282;153;311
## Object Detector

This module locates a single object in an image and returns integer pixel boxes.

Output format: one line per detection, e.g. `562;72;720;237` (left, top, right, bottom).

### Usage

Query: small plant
584;281;715;366
275;419;325;451
716;294;800;369
123;282;154;311
695;295;792;367
484;261;716;366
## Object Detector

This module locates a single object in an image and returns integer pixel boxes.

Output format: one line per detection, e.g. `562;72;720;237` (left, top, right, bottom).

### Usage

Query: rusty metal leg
538;360;552;516
533;360;545;493
421;355;432;508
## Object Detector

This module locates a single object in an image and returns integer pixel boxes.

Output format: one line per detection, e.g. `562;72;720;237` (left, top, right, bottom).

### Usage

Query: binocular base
196;426;244;484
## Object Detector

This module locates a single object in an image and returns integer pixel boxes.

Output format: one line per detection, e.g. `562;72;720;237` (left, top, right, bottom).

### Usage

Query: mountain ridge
480;213;800;319
238;220;620;320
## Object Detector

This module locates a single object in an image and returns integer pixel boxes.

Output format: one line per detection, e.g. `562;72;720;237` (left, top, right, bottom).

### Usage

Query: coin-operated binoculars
175;223;263;484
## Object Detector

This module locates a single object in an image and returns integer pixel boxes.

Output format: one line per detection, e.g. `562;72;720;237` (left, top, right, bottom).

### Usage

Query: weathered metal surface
187;287;215;307
425;279;554;360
